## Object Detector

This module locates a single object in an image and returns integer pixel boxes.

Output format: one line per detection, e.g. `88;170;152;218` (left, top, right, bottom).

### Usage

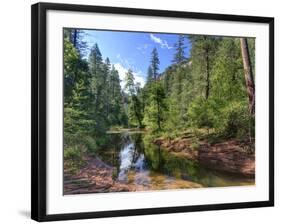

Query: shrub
82;136;97;153
187;97;216;129
64;145;84;174
64;146;82;161
214;101;253;138
188;97;253;140
96;135;109;147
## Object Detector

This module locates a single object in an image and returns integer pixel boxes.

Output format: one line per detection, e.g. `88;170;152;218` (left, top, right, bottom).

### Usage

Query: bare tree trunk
240;38;255;116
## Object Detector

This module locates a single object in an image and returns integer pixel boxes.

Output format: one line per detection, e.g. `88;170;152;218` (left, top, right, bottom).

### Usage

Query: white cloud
114;63;145;90
150;34;173;49
134;71;146;88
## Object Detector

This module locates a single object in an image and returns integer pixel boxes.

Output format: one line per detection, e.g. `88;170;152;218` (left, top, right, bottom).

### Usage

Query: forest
63;28;255;194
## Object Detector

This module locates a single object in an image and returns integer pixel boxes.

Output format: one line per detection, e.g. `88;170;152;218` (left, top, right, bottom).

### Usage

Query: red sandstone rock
153;136;255;176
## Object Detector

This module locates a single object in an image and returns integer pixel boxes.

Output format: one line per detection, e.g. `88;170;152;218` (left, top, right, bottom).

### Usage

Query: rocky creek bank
153;136;255;177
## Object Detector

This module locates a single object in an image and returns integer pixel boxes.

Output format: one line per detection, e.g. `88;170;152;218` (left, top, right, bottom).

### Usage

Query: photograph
63;28;256;195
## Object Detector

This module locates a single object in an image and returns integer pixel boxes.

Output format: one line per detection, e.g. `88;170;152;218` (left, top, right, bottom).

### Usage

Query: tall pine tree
172;35;186;64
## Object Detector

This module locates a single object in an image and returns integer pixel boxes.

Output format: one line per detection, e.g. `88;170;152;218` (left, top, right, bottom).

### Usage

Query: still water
96;132;254;190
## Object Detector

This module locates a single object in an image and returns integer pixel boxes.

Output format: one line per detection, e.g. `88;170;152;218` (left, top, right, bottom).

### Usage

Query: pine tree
189;35;219;100
146;66;154;84
64;28;87;55
172;35;186;64
106;65;127;126
124;69;135;95
143;48;166;131
104;57;111;118
150;48;160;80
88;43;108;132
143;82;166;131
125;70;143;127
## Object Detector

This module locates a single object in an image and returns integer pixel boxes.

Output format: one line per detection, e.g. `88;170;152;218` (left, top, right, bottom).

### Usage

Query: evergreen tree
125;70;143;127
64;28;87;56
143;82;166;131
63;29;256;174
124;69;135;95
146;66;154;84
172;35;186;64
143;48;166;131
88;43;108;132
107;65;127;125
150;48;160;80
189;35;219;100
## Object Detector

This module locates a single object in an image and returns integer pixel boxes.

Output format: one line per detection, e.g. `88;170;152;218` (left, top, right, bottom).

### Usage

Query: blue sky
81;29;191;89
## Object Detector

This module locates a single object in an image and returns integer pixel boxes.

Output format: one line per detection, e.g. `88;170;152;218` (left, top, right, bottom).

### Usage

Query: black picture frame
31;2;274;222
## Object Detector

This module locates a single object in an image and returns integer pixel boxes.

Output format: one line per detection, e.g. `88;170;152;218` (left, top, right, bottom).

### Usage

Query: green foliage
82;136;98;153
64;146;85;174
187;97;253;139
124;69;135;95
63;29;128;172
187;97;215;128
64;28;87;55
172;35;187;64
155;36;255;141
124;69;144;127
189;36;220;99
63;27;256;171
64;146;83;161
64;38;87;103
143;81;167;132
215;101;253;138
150;48;160;79
143;48;167;132
211;38;246;101
164;64;192;130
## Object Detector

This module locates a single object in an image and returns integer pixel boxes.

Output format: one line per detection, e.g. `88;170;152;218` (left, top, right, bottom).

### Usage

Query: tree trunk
240;38;255;116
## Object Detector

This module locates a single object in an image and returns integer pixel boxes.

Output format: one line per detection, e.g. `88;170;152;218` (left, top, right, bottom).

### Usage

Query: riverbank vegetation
63;28;255;187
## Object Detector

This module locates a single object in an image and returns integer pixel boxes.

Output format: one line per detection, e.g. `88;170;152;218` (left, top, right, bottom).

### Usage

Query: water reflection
96;132;254;189
117;134;150;185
